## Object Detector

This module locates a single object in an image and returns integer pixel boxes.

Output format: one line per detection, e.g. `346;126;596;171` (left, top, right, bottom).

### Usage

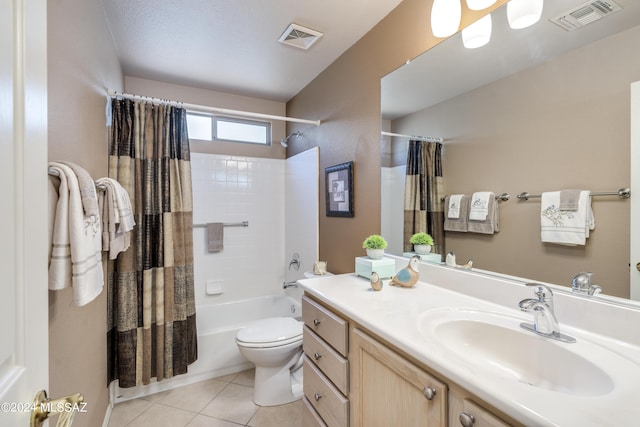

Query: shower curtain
403;140;445;257
107;98;197;388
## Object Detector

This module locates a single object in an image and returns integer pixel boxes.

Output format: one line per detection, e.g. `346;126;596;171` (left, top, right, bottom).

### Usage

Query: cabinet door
350;328;447;427
449;393;511;427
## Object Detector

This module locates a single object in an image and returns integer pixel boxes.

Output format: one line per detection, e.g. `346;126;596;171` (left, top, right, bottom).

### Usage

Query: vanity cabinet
350;327;447;427
302;295;350;427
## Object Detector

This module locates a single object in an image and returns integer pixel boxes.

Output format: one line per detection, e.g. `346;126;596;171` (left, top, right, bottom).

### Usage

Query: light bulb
507;0;543;29
431;0;462;38
462;14;492;49
465;0;497;10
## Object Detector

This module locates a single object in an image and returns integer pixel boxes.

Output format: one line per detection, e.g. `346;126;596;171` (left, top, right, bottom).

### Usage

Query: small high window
187;112;271;145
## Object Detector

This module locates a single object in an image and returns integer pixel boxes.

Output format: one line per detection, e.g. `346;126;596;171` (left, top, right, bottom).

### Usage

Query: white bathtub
113;292;302;403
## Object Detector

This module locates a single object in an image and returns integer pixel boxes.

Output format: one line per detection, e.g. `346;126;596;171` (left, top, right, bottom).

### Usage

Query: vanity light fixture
465;0;497;11
431;0;462;38
462;13;492;48
507;0;544;29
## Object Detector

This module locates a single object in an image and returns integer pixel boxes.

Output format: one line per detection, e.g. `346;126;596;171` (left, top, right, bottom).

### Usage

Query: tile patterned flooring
107;369;303;427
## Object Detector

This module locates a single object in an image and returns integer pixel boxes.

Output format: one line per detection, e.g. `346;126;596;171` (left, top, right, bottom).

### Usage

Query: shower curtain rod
381;131;443;143
107;89;321;126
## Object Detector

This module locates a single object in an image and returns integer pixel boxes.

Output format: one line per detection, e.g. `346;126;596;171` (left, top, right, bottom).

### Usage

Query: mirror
381;0;640;301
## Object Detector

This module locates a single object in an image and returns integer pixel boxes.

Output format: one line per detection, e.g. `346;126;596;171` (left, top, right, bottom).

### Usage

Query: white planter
366;248;385;260
414;244;432;255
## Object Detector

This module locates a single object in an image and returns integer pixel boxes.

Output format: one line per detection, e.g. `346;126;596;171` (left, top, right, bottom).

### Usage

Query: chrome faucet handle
572;272;601;296
526;282;553;306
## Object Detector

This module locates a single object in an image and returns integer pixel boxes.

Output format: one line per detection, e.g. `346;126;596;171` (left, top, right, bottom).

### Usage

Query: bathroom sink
418;309;615;397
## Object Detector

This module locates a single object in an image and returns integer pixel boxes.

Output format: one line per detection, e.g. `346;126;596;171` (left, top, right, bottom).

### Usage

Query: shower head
280;131;301;148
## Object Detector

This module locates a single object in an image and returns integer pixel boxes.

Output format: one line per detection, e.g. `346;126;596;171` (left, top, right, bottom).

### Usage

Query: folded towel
207;223;224;252
444;195;469;232
541;191;594;246
48;162;104;306
447;194;464;219
60;161;100;219
469;192;493;221
468;193;499;234
95;177;135;259
559;189;581;211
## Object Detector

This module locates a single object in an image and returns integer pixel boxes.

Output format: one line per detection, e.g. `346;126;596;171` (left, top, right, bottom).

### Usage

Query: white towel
48;162;104;306
541;191;594;246
96;177;135;259
469;192;493;221
447;194;464;219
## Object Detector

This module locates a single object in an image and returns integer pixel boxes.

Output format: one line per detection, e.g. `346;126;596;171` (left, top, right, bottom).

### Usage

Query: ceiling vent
278;23;323;50
550;0;623;31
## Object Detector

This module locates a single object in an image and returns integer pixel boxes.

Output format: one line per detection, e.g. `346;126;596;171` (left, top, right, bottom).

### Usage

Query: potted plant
410;232;434;255
362;234;388;260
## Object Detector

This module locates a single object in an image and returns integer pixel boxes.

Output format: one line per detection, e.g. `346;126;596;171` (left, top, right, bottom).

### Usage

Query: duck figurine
370;272;383;291
389;255;420;288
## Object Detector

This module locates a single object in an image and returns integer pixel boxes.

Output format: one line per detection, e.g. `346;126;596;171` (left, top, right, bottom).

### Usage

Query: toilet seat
236;317;303;348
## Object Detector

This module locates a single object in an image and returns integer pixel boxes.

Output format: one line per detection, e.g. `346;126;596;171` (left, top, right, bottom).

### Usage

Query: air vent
550;0;623;31
278;23;323;50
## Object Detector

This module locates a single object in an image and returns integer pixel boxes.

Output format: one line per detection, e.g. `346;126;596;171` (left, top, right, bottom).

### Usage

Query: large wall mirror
381;0;640;301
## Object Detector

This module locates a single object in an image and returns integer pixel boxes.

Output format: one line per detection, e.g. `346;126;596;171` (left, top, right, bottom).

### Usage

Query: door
631;81;640;300
0;0;49;425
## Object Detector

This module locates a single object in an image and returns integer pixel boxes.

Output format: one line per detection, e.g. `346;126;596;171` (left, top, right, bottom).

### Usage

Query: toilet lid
236;317;303;345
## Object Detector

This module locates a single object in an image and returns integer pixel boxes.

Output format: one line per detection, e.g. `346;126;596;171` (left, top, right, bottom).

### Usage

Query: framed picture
325;161;354;217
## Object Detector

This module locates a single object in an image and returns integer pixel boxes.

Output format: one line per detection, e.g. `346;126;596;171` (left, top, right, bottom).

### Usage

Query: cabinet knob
314;393;323;401
459;412;476;427
313;352;323;360
423;386;437;400
313;319;321;326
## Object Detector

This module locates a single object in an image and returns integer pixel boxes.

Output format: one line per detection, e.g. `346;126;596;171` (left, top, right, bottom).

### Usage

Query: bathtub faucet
283;280;299;289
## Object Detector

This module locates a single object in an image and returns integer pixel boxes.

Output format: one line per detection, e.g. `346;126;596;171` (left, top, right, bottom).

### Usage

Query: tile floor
107;369;303;427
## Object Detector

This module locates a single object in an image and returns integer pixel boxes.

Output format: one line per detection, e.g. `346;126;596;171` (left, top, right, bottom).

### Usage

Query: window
187;112;271;145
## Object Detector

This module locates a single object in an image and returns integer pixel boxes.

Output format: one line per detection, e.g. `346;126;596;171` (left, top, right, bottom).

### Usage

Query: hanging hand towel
469;192;492;221
444;195;469;232
60;161;100;219
447;194;464;219
207;223;224;252
467;193;499;234
559;189;581;211
541;191;594;245
96;177;136;259
48;162;104;306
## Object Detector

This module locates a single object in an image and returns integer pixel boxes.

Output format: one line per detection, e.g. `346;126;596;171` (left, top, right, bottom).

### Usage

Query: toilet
236;316;304;406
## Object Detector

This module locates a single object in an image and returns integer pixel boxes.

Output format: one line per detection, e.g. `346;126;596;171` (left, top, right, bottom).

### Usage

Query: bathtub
113;292;302;403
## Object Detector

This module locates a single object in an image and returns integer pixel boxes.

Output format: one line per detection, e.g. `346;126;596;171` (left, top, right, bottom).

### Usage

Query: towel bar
193;221;249;228
442;193;509;202
517;188;630;201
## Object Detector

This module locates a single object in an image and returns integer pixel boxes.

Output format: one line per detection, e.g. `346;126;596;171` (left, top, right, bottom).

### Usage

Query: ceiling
382;0;640;120
102;0;405;103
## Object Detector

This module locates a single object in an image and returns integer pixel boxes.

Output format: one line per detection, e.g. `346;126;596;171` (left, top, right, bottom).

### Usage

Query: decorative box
355;256;395;280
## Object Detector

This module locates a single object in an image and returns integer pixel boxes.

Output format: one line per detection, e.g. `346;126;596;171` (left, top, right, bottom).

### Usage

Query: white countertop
298;268;640;426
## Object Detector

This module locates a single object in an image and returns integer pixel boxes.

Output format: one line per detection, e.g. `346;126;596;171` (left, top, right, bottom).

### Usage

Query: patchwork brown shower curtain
403;140;445;256
107;98;197;388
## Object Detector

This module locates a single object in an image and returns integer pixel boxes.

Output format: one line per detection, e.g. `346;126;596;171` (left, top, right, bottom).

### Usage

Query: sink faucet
571;272;602;296
518;283;576;343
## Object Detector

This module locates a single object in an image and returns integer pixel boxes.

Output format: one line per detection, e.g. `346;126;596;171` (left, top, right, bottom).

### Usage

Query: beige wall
392;25;639;298
125;76;287;159
47;0;123;425
286;0;508;273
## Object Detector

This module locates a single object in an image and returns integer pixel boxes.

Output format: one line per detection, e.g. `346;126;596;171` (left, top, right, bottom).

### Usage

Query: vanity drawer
304;357;349;427
303;295;348;356
303;396;328;427
303;325;349;395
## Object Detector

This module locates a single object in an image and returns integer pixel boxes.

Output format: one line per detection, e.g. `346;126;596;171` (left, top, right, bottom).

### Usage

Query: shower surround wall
191;152;286;304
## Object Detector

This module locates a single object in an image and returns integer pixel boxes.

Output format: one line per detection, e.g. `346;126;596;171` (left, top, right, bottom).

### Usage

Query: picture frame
325;161;354;217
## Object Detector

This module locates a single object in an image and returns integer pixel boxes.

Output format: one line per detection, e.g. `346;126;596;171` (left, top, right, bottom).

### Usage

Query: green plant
410;232;434;246
362;234;388;250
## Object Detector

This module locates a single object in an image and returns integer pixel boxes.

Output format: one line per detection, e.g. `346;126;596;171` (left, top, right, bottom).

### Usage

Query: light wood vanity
301;293;519;427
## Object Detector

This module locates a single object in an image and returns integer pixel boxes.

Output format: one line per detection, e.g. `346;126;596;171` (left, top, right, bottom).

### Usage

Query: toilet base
253;359;303;406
